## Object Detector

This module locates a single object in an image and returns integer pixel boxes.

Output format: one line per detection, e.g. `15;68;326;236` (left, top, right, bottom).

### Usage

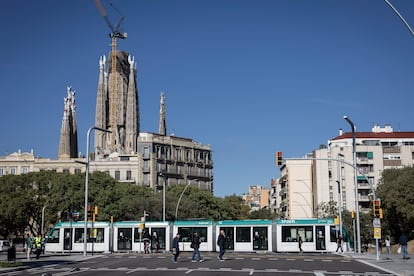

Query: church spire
94;56;108;156
58;86;78;159
125;55;139;153
158;92;167;136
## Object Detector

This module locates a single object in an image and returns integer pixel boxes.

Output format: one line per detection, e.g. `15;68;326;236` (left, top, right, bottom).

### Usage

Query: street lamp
159;173;167;222
384;0;414;37
175;180;193;220
344;115;361;254
83;126;111;256
336;154;344;238
41;206;47;236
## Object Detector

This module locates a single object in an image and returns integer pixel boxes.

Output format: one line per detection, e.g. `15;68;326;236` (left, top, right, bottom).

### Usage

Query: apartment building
242;185;270;211
275;124;414;218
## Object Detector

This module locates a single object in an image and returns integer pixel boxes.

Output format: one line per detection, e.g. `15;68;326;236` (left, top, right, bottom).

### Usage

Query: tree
377;166;414;240
318;201;338;218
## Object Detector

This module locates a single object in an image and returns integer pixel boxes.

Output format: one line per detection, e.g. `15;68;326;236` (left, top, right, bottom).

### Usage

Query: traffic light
351;210;355;219
373;199;381;217
94;206;99;222
87;205;93;221
276;151;283;166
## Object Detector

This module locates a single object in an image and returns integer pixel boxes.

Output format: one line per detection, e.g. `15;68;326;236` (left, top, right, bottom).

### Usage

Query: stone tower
94;51;140;156
58;86;78;159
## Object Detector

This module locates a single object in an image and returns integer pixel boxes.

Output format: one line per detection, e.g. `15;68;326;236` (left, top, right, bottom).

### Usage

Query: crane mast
110;35;117;151
95;0;127;151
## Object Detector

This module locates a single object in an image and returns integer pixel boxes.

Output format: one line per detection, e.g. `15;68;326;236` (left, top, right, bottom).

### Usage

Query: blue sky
1;0;414;197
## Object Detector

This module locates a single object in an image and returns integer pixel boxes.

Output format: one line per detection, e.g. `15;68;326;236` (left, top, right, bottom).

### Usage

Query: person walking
385;236;391;255
297;234;303;253
143;231;151;254
336;235;343;253
399;231;410;260
172;233;180;263
191;232;203;262
25;233;33;260
217;229;226;261
34;234;42;259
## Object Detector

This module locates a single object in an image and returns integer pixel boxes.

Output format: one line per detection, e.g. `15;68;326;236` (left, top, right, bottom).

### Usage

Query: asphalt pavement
342;251;414;276
0;251;413;275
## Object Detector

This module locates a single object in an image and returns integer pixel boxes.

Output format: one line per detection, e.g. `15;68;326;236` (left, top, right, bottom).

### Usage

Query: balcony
358;195;371;202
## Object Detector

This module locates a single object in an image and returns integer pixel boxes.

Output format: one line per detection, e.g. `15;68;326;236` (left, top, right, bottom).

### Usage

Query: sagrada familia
58;51;140;158
44;49;213;192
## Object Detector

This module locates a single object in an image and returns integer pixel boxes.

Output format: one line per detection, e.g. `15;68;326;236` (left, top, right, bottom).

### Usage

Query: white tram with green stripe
45;218;340;253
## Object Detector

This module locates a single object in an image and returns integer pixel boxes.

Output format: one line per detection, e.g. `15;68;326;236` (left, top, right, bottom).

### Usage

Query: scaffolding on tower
95;0;127;151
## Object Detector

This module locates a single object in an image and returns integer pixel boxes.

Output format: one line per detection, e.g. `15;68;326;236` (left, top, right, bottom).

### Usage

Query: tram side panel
45;222;111;253
216;220;273;252
113;221;171;253
275;219;337;253
173;221;214;252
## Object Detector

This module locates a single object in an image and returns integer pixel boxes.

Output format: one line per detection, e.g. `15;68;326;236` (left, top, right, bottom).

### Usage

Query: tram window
253;227;268;250
282;226;313;242
74;228;104;243
151;228;166;250
330;226;337;242
95;228;104;243
46;228;60;243
178;227;207;243
236;227;251;242
134;227;150;242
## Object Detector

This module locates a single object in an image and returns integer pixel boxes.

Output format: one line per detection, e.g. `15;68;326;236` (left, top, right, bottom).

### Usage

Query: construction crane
95;0;127;151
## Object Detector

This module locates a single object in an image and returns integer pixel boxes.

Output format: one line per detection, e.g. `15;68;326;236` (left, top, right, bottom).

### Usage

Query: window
143;173;149;185
281;226;313;242
22;166;29;174
178;227;208;243
253;227;268;250
74;228;104;243
236;227;251;242
126;170;132;180
143;147;150;158
330;226;338;242
0;167;4;176
134;227;149;242
10;167;17;175
151;227;166;250
63;169;70;173
120;156;130;161
46;228;60;243
115;170;120;180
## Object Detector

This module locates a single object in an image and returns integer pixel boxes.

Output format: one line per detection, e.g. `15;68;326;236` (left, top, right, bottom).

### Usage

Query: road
0;252;397;276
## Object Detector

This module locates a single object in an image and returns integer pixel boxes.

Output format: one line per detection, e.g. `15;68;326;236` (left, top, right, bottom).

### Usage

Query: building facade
242;185;270;211
275;125;414;218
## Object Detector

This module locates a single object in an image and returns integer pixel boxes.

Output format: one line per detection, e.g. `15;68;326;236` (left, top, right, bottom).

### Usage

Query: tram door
316;226;326;250
220;227;234;250
118;228;132;250
253;227;268;250
63;228;72;250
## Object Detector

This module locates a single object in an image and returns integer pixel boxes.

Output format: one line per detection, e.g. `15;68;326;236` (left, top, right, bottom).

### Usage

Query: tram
44;218;339;254
275;218;338;252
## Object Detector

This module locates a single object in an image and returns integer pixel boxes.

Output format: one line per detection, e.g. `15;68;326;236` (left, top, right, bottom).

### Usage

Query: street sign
374;227;381;239
373;218;381;228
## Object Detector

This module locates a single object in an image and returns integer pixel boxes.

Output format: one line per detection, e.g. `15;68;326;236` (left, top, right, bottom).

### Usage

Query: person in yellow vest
35;234;42;259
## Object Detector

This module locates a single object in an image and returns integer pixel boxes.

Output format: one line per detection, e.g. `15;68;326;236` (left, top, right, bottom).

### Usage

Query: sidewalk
0;252;100;273
343;252;414;276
